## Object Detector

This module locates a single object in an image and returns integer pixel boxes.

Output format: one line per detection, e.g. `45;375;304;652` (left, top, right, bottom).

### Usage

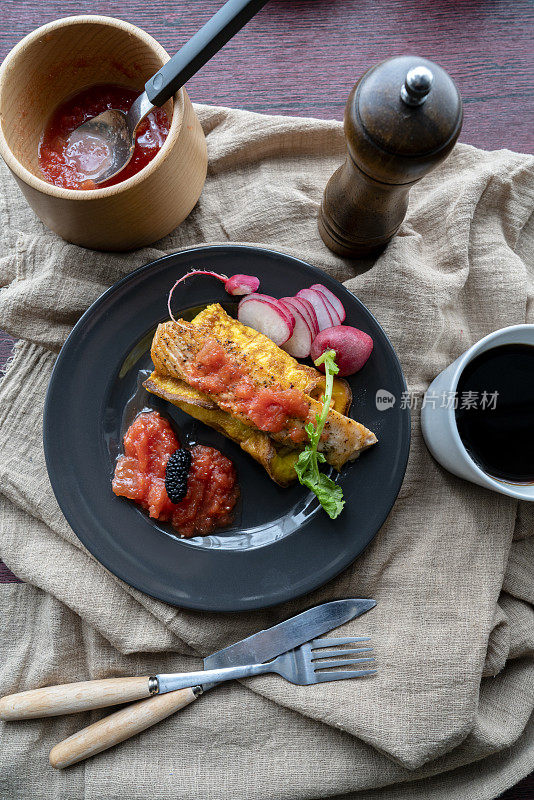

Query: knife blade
198;598;375;691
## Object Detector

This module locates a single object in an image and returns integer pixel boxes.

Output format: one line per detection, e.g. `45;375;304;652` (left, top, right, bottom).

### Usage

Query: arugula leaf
294;350;345;519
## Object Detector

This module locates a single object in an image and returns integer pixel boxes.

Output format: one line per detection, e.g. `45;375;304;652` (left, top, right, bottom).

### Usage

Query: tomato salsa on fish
185;339;310;441
39;84;169;190
112;411;239;538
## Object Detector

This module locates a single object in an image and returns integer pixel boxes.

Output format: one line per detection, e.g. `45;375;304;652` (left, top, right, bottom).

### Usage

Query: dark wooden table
0;2;533;795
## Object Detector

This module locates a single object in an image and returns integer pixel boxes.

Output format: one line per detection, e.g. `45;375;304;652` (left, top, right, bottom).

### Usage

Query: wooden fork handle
49;687;198;769
0;677;153;720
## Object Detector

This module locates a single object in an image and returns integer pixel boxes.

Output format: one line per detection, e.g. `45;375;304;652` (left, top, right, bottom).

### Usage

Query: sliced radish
279;300;313;358
297;288;335;331
225;274;260;296
310;288;342;326
297;297;320;337
280;297;317;339
238;293;295;345
283;296;319;338
308;288;342;326
310;284;346;323
312;292;342;326
311;326;373;376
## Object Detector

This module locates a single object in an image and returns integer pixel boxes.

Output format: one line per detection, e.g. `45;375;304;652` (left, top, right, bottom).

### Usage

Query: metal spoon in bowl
66;0;269;185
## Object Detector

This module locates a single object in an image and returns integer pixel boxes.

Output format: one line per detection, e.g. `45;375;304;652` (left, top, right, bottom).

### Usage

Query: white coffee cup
421;324;534;501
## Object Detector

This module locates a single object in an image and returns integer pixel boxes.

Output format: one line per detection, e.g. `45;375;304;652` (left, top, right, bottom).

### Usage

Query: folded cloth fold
0;103;532;800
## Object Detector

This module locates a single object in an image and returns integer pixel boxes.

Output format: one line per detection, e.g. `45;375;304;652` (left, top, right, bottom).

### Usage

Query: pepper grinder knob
318;56;463;258
401;66;434;106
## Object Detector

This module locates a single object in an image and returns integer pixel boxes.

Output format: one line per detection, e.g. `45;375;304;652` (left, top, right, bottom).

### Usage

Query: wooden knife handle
49;687;198;769
0;677;152;720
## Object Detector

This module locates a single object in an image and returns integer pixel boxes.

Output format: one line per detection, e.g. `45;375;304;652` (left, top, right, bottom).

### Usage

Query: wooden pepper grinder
318;56;463;257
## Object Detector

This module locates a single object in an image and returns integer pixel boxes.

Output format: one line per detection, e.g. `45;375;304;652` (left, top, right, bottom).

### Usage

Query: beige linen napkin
0;104;533;800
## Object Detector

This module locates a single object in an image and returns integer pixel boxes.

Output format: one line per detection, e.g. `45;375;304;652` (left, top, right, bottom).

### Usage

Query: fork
157;636;376;692
48;637;375;768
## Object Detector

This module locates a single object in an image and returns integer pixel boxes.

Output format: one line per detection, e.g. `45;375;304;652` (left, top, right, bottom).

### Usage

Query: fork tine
311;647;373;660
310;636;370;648
314;657;375;670
315;669;377;682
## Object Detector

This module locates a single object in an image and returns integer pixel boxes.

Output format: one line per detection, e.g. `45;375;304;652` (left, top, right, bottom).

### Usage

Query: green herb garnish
294;349;345;519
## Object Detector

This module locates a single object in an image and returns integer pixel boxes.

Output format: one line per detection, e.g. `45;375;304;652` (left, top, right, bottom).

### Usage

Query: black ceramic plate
44;246;410;611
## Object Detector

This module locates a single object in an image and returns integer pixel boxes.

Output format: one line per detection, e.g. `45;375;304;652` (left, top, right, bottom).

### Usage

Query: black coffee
455;343;534;483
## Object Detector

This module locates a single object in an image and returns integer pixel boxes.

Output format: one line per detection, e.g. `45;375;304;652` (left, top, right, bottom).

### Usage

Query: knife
201;597;375;685
40;598;375;768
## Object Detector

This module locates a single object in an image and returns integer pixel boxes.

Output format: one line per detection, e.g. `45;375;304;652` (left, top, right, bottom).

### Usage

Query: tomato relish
112;411;239;538
185;339;310;439
39;84;169;190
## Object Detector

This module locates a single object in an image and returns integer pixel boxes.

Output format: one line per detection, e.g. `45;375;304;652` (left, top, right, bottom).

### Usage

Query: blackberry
165;449;192;503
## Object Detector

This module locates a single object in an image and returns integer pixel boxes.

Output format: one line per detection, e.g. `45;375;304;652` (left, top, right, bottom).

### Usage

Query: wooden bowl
0;16;208;251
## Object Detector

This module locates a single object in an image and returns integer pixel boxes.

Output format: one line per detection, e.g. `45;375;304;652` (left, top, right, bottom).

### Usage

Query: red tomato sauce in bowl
38;84;169;190
112;411;240;538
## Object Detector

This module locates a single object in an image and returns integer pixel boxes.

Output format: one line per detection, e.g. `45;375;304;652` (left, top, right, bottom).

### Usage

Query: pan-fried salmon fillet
150;307;376;470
